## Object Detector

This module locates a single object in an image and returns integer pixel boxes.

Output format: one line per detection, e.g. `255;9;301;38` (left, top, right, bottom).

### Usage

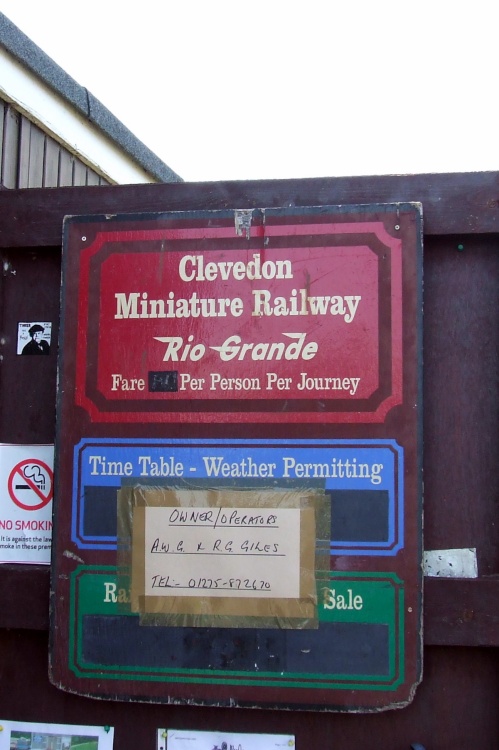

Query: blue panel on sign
329;490;390;543
83;486;119;537
72;438;403;555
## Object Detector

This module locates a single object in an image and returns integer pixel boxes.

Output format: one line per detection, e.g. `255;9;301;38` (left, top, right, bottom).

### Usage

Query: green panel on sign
318;572;402;622
70;566;404;690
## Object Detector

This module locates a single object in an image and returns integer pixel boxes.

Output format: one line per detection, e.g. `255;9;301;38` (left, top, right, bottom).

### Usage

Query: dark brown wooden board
1;171;499;249
0;173;497;746
0;630;498;750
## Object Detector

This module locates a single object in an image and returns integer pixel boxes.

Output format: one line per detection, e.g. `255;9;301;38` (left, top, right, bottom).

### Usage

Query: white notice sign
158;729;295;750
0;719;114;750
0;444;54;564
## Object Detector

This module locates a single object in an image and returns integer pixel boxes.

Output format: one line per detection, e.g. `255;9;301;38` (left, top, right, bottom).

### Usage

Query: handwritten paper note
144;505;301;598
122;487;319;625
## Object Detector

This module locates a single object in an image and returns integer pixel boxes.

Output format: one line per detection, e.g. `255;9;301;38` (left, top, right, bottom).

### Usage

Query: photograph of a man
21;324;50;355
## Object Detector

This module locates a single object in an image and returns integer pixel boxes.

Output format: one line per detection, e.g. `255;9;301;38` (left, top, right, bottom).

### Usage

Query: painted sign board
51;204;423;711
67;207;402;423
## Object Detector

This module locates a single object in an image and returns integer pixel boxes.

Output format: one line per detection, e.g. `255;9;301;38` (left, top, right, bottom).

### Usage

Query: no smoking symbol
8;459;53;511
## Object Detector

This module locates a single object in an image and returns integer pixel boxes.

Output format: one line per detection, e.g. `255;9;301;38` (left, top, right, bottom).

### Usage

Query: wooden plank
58;150;73;186
423;235;499;574
44;137;60;187
0;566;50;630
28;124;45;188
0;171;499;247
86;169;101;186
0;99;4;185
1;105;20;188
0;248;61;444
72;158;87;186
0;631;497;749
424;578;499;646
0;565;497;644
18;116;31;188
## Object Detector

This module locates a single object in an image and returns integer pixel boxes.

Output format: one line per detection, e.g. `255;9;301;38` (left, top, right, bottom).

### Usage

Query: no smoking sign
8;458;53;511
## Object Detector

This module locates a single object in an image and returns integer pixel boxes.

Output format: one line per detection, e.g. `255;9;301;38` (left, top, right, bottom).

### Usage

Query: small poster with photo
17;322;52;355
0;720;114;750
157;729;295;750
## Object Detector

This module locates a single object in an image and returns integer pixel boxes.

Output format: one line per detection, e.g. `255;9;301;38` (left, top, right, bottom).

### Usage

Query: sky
1;0;498;182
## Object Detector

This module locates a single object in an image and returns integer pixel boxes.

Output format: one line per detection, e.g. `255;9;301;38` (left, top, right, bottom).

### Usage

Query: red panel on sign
72;215;402;423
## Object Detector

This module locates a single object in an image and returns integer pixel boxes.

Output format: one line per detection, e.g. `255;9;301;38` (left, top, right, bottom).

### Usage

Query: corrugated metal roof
0;12;182;184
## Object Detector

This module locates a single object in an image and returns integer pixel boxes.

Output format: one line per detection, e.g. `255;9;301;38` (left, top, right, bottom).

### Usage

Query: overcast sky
1;0;498;182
